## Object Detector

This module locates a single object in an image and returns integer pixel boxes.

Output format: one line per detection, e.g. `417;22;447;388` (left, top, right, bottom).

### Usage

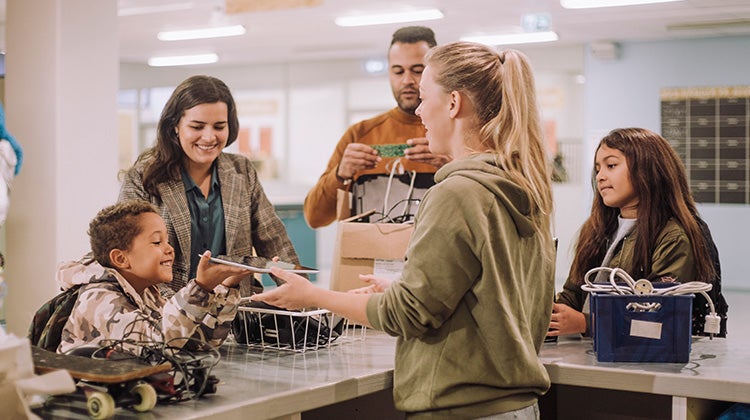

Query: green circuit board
372;143;409;157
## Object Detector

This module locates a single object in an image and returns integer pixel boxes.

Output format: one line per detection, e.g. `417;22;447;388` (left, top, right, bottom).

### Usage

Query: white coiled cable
581;267;716;316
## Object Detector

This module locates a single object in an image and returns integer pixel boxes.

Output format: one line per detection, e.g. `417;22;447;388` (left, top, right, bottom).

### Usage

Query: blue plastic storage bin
590;293;693;363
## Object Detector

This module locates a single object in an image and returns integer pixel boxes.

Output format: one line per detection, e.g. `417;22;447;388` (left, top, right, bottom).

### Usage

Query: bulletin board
661;86;750;204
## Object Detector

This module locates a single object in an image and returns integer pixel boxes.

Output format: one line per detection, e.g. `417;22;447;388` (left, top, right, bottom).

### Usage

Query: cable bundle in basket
232;301;349;352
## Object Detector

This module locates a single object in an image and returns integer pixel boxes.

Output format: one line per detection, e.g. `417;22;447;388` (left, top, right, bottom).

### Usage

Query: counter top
539;335;750;404
35;330;750;418
37;331;399;419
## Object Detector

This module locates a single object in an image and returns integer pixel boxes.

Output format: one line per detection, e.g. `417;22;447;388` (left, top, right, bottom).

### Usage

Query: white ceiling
6;0;750;67
115;0;750;67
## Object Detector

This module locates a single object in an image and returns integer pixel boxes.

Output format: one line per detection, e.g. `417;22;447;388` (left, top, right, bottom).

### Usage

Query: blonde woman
253;42;555;419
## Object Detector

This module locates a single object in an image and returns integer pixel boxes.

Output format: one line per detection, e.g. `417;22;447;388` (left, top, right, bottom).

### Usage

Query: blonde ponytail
426;42;553;258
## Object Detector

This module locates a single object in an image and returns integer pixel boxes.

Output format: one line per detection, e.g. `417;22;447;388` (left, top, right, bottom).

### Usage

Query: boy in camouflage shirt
57;200;251;354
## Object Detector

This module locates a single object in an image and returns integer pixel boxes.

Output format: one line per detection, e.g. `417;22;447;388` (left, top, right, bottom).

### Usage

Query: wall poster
227;90;286;180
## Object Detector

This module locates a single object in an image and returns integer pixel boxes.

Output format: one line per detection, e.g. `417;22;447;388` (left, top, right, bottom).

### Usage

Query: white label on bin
373;259;405;281
630;320;662;339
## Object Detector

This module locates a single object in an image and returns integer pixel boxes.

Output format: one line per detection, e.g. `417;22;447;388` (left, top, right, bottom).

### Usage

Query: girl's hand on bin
548;303;586;336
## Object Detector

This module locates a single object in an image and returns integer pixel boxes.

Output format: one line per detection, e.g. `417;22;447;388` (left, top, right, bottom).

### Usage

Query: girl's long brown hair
569;128;716;283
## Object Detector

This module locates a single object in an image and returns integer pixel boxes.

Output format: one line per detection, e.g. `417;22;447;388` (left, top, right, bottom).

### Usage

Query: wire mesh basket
232;302;366;352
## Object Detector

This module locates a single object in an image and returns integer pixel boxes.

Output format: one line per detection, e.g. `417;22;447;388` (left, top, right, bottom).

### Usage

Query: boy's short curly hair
89;200;158;268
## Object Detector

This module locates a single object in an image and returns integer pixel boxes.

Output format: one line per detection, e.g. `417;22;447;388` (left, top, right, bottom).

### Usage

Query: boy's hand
196;251;252;291
221;274;248;288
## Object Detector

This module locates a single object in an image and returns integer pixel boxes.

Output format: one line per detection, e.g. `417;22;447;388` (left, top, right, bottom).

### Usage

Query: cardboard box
591;293;693;363
330;213;413;292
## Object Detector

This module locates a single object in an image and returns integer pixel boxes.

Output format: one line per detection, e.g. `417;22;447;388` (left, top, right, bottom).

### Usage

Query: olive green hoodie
366;153;555;419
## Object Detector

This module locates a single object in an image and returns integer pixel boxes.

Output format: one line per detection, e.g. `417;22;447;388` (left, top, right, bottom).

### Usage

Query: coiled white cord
581;267;720;335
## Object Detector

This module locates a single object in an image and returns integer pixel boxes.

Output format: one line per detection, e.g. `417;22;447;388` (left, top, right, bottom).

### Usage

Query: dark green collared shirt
181;164;226;281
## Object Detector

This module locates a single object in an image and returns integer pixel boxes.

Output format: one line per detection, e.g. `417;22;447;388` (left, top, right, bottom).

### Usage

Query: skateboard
32;345;173;419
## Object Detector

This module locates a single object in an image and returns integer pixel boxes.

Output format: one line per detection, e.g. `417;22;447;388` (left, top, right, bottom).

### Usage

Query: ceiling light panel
148;53;219;67
118;2;194;17
335;9;443;27
461;31;559;46
157;25;246;41
560;0;684;9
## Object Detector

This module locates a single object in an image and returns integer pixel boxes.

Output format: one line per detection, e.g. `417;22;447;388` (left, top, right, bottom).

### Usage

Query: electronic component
372;143;409;157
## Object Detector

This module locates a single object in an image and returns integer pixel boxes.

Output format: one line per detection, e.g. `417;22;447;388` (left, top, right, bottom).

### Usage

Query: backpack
27;284;85;352
28;280;123;352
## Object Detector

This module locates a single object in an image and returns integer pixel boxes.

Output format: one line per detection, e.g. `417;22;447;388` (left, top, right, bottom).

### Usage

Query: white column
4;0;119;335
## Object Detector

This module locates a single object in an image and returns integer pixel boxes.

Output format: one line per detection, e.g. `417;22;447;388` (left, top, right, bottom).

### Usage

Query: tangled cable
371;198;420;224
66;312;222;402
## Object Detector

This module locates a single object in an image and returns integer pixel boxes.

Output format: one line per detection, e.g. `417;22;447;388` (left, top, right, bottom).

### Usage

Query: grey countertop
539;334;750;404
36;330;399;419
34;294;750;418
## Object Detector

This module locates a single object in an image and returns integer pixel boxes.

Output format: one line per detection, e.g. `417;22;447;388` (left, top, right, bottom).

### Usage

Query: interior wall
583;35;750;291
117;45;587;278
0;76;4;255
4;0;119;336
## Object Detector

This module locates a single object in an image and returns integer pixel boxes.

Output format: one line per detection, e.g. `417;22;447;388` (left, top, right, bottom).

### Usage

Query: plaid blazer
119;153;299;294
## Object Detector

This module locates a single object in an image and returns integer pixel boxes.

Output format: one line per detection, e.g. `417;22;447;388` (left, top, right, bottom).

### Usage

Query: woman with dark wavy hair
549;127;727;337
119;75;300;295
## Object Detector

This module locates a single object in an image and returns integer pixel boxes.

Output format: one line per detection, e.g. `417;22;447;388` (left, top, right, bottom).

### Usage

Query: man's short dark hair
390;26;437;48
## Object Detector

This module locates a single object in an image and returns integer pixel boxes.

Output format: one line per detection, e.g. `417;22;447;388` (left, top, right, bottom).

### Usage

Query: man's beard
397;95;420;115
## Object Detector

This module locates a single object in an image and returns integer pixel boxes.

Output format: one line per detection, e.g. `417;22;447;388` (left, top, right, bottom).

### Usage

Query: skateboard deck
32;345;172;383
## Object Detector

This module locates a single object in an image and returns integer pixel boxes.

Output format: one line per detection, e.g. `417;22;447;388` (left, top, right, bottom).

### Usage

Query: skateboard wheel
131;383;157;412
87;391;115;419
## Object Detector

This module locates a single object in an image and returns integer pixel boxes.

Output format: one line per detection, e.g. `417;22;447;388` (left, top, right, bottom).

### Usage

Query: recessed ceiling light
118;3;194;17
157;25;246;41
560;0;684;9
363;58;387;74
335;9;443;27
461;31;559;46
147;53;219;67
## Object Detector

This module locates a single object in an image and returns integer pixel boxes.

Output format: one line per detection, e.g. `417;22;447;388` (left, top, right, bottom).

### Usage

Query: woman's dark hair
570;127;716;283
133;75;239;197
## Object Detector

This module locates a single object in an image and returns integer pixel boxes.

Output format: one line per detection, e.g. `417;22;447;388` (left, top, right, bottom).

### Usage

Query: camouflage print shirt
56;261;240;355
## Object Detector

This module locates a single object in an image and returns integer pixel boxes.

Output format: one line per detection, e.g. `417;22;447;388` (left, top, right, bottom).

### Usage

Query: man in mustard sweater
303;26;451;228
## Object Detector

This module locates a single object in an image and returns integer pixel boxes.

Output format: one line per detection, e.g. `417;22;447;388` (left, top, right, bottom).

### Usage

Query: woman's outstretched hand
250;267;317;310
348;274;393;294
